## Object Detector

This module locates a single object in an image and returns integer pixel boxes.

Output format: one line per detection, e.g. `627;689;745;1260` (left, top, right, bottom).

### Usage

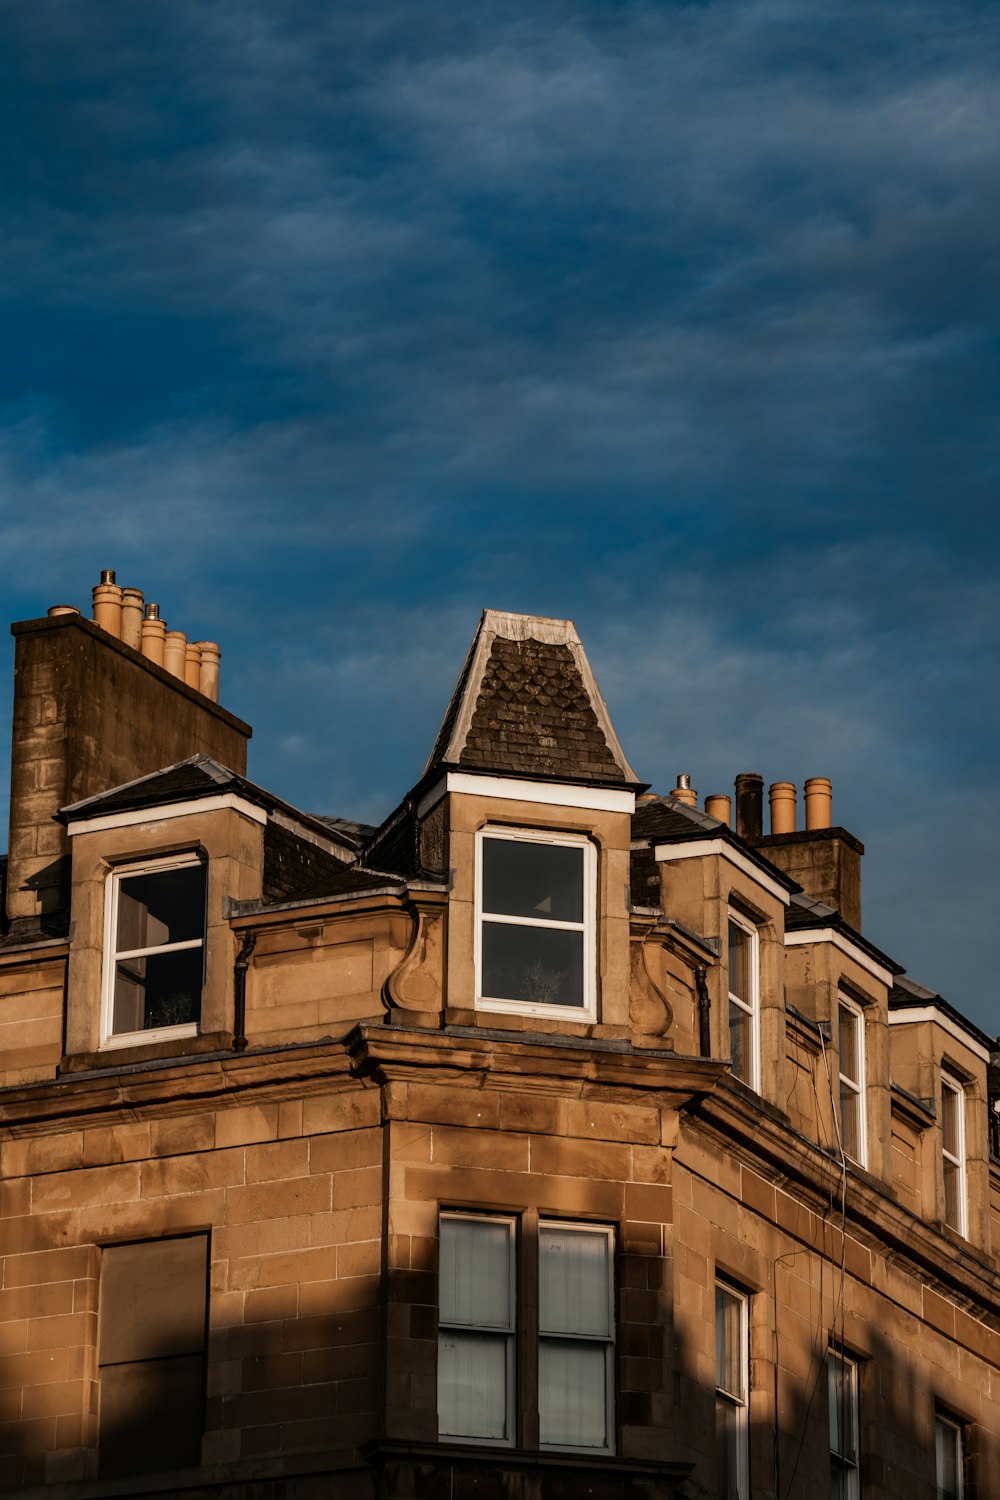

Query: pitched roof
889;974;995;1052
631;793;801;893
423;610;641;788
58;754;361;854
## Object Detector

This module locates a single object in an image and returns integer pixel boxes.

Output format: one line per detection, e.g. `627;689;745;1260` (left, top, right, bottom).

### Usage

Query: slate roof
889;974;995;1051
787;890;903;975
58;755;360;852
631;794;801;893
423;610;641;788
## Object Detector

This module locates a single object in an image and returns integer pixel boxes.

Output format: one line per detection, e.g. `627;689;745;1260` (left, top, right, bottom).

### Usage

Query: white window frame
940;1072;968;1237
837;995;868;1168
935;1412;965;1500
714;1280;750;1500
538;1219;615;1456
437;1212;516;1447
828;1348;861;1500
475;828;597;1022
100;854;206;1050
727;910;760;1091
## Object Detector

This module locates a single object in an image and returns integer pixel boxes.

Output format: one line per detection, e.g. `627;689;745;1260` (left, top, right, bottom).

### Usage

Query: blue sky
1;1;997;1031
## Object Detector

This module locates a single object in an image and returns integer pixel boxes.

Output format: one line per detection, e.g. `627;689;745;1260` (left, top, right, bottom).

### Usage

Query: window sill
361;1437;694;1485
59;1030;232;1075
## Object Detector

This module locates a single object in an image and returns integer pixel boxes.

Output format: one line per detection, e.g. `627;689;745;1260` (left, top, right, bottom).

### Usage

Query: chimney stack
5;577;250;934
749;774;863;930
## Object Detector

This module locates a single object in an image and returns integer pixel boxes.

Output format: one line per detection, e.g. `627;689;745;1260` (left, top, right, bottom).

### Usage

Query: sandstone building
0;580;997;1498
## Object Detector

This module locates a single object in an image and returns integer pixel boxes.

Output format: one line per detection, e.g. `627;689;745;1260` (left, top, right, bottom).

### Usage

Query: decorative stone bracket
382;898;446;1024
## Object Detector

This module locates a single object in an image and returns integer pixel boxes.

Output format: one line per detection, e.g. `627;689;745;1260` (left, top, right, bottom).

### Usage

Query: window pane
941;1083;960;1156
839;1005;859;1086
482;922;583;1007
828;1354;857;1464
729;1002;751;1083
715;1286;744;1400
482;839;583;924
944;1160;962;1231
113;948;203;1033
936;1418;962;1500
728;921;752;1003
831;1456;857;1500
539;1227;610;1337
439;1217;512;1329
840;1085;861;1164
539;1339;607;1448
717;1396;747;1500
438;1331;509;1440
117;865;206;951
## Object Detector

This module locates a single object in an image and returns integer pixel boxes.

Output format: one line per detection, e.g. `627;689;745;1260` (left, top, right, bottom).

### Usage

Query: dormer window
101;855;207;1047
475;829;596;1020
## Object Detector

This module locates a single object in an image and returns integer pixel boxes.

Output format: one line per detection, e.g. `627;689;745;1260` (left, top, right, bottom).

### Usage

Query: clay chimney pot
769;781;796;836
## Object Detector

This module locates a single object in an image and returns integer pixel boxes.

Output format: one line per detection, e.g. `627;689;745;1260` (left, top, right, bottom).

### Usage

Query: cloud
0;0;997;1028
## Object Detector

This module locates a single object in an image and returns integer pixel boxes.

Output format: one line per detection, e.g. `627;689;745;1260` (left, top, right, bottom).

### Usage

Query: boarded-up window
98;1235;208;1477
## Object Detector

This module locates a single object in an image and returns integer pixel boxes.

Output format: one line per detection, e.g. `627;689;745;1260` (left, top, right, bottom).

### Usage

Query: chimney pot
47;605;80;617
120;588;144;650
734;772;763;840
184;642;203;690
705;794;731;826
163;630;187;680
92;577;123;639
804;776;832;830
769;781;796;836
144;602;161;621
195;642;221;702
141;614;166;666
673;774;697;807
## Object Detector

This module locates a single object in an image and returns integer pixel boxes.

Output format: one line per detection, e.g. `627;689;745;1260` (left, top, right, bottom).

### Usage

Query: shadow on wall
0;1257;993;1498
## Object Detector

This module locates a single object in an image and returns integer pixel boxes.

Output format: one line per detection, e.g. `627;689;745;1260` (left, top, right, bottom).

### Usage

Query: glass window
838;998;867;1167
103;857;207;1045
538;1223;614;1451
727;913;759;1090
941;1074;967;1236
828;1349;860;1500
438;1214;515;1443
477;831;596;1019
437;1214;615;1453
715;1282;749;1499
935;1413;965;1500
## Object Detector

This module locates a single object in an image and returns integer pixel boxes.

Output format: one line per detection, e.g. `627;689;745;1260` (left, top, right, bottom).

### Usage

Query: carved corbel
629;922;674;1041
382;899;446;1022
